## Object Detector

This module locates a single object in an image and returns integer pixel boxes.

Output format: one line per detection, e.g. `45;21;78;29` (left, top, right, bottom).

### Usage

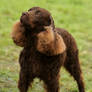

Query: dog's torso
19;28;77;78
55;28;78;52
19;46;66;80
19;28;77;80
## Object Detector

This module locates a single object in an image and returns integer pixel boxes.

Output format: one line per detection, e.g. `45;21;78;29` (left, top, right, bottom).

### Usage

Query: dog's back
56;28;78;54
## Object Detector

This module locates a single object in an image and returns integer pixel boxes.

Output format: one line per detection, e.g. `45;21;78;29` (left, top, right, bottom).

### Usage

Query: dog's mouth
20;12;29;25
20;12;34;31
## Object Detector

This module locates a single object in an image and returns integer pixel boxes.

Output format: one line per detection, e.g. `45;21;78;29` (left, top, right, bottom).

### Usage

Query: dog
11;7;85;92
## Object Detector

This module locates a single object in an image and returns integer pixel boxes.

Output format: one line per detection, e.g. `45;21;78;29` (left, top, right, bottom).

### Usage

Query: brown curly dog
11;7;85;92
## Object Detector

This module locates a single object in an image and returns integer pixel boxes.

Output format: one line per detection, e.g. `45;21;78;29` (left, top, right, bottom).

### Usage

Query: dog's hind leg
64;50;85;92
18;70;33;92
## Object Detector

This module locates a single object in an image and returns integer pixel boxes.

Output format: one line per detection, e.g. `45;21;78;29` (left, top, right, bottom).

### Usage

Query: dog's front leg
18;70;33;92
43;76;60;92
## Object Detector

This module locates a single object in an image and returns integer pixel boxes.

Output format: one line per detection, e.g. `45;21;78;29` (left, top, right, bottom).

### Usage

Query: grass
0;0;92;92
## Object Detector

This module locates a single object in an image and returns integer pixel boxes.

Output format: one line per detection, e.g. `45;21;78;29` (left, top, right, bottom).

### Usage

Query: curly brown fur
11;21;26;47
37;26;66;56
11;7;85;92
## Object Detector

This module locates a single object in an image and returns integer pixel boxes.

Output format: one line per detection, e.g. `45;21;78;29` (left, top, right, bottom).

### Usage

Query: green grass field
0;0;92;92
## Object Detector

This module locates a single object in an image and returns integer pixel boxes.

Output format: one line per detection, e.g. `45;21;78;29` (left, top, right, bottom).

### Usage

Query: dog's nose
22;12;27;16
20;12;27;23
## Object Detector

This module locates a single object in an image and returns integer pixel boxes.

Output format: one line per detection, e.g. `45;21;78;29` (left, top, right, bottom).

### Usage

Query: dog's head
11;7;66;55
11;7;55;47
20;7;55;32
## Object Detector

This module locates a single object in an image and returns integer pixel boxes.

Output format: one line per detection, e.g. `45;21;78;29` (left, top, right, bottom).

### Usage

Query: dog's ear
11;21;26;47
37;26;66;56
41;15;55;28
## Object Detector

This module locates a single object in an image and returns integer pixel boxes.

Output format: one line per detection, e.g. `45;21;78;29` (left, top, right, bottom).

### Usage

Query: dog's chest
20;48;42;76
30;59;41;75
20;48;66;77
28;50;43;75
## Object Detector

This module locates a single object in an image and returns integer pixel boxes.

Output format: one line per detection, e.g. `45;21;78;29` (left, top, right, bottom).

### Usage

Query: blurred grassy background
0;0;92;92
